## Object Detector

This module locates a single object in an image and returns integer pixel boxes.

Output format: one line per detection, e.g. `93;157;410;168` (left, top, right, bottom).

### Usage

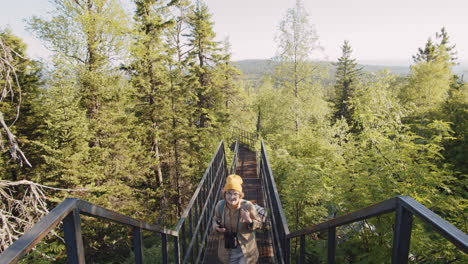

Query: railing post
285;237;291;264
174;236;181;264
327;227;336;264
299;235;305;264
181;224;186;260
161;233;168;264
392;204;413;264
63;208;85;264
133;227;143;264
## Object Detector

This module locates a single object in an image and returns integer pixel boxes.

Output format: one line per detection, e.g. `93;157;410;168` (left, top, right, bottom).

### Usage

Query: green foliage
32;66;91;192
413;27;457;65
1;1;466;263
401;58;452;114
0;29;43;177
413;38;438;63
272;0;329;133
27;0;130;68
253;23;466;261
442;83;468;176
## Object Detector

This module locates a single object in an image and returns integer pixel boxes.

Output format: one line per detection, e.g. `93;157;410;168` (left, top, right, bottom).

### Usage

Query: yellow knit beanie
223;174;243;193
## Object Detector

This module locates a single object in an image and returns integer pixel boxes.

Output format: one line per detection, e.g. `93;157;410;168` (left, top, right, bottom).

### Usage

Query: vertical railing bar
63;208;85;264
191;209;195;263
133;227;143;264
161;233;168;264
285;237;291;264
327;227;336;264
174;236;180;264
299;235;305;264
188;209;193;262
194;199;201;257
181;223;186;260
189;208;193;234
392;204;413;264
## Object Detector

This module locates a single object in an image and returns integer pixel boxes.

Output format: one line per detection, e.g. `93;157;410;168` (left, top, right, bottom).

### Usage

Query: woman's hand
240;208;253;224
215;221;226;233
215;226;226;233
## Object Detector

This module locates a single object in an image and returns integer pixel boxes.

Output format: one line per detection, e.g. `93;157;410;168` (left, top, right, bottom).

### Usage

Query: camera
216;220;224;229
217;220;238;249
224;232;238;249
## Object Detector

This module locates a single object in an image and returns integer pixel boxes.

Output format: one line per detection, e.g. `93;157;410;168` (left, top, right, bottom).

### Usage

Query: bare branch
0;180;86;252
0;111;31;167
0;35;28;166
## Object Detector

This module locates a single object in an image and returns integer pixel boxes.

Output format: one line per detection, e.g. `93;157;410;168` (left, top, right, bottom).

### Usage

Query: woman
213;174;262;264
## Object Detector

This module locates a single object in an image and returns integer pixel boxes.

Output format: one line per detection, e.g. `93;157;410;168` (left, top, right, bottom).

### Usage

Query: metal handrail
229;140;239;175
258;140;468;264
259;140;290;264
231;127;257;149
0;140;229;264
287;196;468;264
0;198;177;264
6;135;463;264
174;140;227;264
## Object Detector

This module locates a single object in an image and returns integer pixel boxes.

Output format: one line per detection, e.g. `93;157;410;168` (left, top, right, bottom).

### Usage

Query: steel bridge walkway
1;129;466;264
203;145;275;263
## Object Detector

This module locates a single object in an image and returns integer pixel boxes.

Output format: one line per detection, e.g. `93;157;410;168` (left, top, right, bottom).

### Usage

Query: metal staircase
0;128;466;264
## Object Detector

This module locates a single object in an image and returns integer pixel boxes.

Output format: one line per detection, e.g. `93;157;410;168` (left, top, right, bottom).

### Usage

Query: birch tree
274;0;328;132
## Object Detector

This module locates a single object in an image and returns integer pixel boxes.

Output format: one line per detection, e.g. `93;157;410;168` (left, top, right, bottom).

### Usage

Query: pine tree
131;0;173;186
436;27;458;64
413;27;457;65
333;40;362;125
32;64;91;192
163;0;199;219
28;1;155;262
155;1;237;219
28;0;151;206
212;39;241;119
129;0;197;222
185;1;228;154
413;38;438;63
186;0;223;129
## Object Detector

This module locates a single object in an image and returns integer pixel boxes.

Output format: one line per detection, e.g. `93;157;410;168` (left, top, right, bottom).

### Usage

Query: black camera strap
221;199;247;233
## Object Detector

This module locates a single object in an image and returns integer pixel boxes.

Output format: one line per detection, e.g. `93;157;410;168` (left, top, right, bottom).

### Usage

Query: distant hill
232;59;275;82
232;59;467;83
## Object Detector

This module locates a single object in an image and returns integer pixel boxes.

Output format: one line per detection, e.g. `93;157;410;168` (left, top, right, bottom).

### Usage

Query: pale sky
1;0;467;66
